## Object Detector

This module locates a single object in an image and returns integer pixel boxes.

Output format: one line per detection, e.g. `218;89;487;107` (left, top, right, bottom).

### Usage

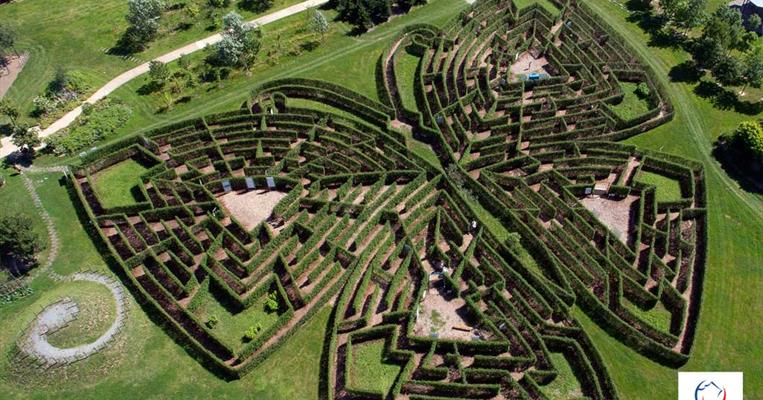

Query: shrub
44;100;132;155
635;82;650;98
244;323;262;342
731;120;763;163
265;291;279;312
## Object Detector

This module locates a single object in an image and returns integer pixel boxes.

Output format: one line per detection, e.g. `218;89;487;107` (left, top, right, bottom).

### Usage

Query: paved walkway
0;0;329;158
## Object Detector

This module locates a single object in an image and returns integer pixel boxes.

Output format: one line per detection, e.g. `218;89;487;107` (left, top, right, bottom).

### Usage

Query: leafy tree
366;0;391;24
673;0;706;32
125;0;165;47
0;99;19;127
660;0;686;22
310;9;329;40
635;82;650;98
731;120;763;163
747;14;762;32
11;125;40;153
711;55;743;86
0;215;43;273
244;323;262;341
208;0;231;7
213;12;262;68
702;6;747;52
740;46;763;93
148;60;170;86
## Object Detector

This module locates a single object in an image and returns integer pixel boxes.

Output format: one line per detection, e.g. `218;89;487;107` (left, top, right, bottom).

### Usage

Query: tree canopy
125;0;166;48
732;120;763;163
213;12;262;68
0;214;44;272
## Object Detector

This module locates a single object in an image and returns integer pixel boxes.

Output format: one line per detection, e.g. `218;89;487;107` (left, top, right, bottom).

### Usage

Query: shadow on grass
668;60;703;83
694;80;763;115
623;1;690;50
712;142;763;195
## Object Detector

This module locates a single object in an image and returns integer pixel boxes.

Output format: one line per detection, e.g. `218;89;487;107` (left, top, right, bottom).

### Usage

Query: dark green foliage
44;100;133;156
725;120;763;163
125;0;166;49
240;0;273;12
0;214;44;271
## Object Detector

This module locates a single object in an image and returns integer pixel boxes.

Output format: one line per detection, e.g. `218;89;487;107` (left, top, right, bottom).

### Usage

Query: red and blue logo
695;380;727;400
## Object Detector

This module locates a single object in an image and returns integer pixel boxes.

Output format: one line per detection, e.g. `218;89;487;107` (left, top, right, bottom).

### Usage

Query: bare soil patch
579;194;639;244
510;51;548;78
413;283;474;340
219;190;286;231
0;53;29;98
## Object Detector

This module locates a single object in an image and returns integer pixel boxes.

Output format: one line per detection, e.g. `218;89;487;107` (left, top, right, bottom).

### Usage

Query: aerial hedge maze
72;0;708;398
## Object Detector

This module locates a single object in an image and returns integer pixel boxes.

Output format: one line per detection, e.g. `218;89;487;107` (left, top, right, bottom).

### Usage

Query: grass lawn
636;171;682;202
540;353;584;399
610;82;652;121
395;50;421;112
90;158;150;208
402;130;442;171
349;339;401;396
46;280;116;348
622;299;673;333
0;0;307;125
0;170;51;270
190;284;282;354
513;0;560;15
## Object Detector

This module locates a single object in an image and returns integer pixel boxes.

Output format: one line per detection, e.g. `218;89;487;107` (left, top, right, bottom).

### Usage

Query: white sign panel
266;176;276;189
678;372;743;400
245;177;255;190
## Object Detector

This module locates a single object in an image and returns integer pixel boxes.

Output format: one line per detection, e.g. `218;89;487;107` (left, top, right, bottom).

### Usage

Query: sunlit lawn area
636;171;682;202
349;339;400;396
90;158;149;208
610;82;652;121
190;284;283;354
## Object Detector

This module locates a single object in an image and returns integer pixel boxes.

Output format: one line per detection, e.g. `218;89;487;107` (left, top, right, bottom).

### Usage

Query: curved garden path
0;0;329;158
20;272;128;365
16;168;129;367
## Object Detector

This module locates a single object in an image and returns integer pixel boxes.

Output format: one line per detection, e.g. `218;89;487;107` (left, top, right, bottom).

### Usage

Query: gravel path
21;272;128;366
17;169;129;367
0;0;329;158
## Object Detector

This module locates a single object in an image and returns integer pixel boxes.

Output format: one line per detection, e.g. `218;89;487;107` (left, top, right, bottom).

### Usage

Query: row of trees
657;1;763;93
692;6;763;93
146;9;329;111
123;0;278;51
